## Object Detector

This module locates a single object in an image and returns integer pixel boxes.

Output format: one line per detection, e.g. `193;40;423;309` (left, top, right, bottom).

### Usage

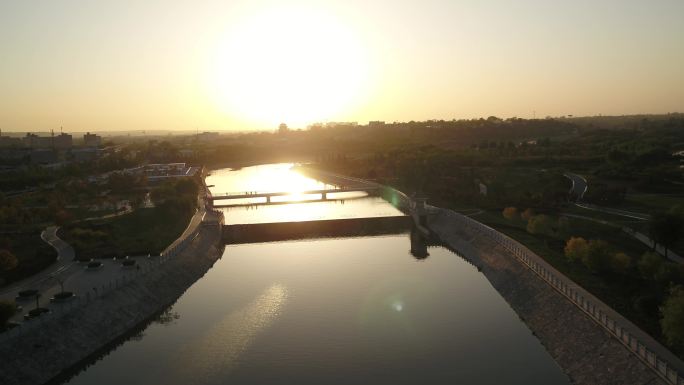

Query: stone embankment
297;166;684;384
428;208;672;385
0;219;223;385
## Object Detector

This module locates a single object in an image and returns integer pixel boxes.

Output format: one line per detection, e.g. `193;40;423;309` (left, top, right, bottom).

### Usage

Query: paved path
565;172;588;201
1;182;210;322
564;172;651;220
0;227;75;298
575;202;651;220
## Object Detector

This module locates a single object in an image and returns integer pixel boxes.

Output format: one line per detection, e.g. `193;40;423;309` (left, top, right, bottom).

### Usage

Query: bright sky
1;0;683;132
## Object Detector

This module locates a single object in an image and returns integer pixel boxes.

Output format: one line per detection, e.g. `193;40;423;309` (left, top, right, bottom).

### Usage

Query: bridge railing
440;208;684;385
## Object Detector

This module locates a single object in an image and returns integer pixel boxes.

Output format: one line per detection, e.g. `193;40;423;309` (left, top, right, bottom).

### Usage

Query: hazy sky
1;0;683;132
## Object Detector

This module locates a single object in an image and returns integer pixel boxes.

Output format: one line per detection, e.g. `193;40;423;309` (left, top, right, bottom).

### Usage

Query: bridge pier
322;191;327;200
410;227;429;259
266;196;271;203
411;197;430;237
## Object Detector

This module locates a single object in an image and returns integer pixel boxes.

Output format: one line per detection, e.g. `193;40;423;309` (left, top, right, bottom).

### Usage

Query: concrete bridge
209;186;382;204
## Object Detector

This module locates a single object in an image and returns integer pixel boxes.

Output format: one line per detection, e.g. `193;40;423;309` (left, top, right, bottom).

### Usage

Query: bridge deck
209;186;382;201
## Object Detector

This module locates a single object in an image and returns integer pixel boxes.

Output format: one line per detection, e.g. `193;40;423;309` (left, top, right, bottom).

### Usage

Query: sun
207;6;369;128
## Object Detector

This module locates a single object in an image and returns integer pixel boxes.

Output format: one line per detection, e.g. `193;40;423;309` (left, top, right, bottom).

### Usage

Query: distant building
23;133;52;148
325;122;358;128
197;132;219;141
368;121;386;127
83;132;102;147
22;132;73;149
70;148;99;162
0;148;28;160
30;149;58;164
54;133;72;150
131;163;200;181
0;135;22;148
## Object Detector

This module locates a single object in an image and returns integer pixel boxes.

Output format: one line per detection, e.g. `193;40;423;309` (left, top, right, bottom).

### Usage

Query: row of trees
502;207;569;237
564;237;631;275
649;211;684;258
501;206;684;350
563;237;684;348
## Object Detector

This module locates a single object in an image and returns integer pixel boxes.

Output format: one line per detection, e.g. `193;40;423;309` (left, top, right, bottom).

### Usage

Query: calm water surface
64;164;569;385
206;164;404;224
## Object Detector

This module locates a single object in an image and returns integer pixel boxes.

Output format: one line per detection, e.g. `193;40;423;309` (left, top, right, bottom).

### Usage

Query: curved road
0;227;76;298
564;172;650;220
564;172;588;201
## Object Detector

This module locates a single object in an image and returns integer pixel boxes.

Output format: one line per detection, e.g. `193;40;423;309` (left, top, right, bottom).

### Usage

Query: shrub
527;214;554;236
633;295;660;315
71;228;110;241
638;252;664;280
0;249;18;271
521;208;535;222
610;252;632;275
655;263;684;288
502;207;518;221
175;179;198;196
564;237;589;262
582;240;612;273
661;286;684;348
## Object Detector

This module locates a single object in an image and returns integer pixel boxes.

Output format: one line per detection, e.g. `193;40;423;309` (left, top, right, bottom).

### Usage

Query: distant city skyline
1;0;683;132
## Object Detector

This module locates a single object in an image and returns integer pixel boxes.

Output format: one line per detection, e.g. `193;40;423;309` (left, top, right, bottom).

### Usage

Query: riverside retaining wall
0;221;224;385
297;166;684;384
429;208;683;385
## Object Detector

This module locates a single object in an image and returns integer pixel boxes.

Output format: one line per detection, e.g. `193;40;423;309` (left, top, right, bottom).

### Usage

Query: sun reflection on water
173;284;288;382
206;164;404;224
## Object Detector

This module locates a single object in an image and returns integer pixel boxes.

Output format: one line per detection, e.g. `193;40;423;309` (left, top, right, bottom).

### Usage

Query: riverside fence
442;209;684;385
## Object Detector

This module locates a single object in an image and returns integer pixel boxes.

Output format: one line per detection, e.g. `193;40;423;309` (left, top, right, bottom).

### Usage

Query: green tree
582;240;612;273
564;237;589;262
610;252;631;275
521;208;535;222
661;286;684;348
638;252;664;280
649;213;684;257
527;214;554;236
655;263;683;288
502;207;518;221
175;179;198;196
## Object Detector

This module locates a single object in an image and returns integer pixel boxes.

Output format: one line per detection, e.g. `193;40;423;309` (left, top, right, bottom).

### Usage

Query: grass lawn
476;209;668;342
60;205;193;260
564;204;647;226
0;232;57;287
564;204;684;260
621;193;684;213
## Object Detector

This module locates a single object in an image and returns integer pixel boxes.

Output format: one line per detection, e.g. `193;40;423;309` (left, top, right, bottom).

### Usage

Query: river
63;163;569;385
